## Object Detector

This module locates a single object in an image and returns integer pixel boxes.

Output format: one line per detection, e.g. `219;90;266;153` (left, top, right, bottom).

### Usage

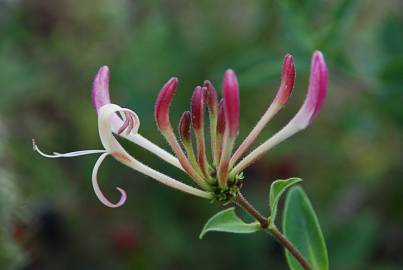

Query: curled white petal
117;109;140;134
33;139;106;158
100;104;182;171
92;152;127;208
98;104;132;159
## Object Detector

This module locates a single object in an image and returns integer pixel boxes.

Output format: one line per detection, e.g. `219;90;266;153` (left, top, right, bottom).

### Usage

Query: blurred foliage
1;0;403;269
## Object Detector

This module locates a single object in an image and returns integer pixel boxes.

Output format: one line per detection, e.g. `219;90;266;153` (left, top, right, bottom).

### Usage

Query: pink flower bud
191;86;205;131
216;99;226;136
92;66;111;113
215;99;226;165
273;54;295;106
292;51;327;128
154;77;179;131
204;80;218;115
179;111;192;142
222;69;240;138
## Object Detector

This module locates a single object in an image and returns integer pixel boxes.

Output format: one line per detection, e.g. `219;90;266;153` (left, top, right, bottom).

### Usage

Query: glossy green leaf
269;178;302;227
199;207;260;239
283;187;329;270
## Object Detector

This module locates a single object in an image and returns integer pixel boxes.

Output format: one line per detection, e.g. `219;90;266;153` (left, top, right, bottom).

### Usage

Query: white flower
33;66;212;208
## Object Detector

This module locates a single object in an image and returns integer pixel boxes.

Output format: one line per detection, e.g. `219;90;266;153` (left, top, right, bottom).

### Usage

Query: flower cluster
33;51;327;207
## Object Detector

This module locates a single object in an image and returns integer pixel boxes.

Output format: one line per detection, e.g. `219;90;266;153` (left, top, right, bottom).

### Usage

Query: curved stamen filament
33;139;106;158
92;152;127;208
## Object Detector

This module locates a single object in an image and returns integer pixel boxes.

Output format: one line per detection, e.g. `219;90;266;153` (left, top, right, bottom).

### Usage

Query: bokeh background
1;0;403;269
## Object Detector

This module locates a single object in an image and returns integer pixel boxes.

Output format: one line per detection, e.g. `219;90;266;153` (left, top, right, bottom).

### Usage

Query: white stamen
92;152;127;208
33;139;106;158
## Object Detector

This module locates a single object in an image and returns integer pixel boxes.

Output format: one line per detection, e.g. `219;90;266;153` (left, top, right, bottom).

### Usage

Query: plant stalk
234;191;312;270
267;227;312;270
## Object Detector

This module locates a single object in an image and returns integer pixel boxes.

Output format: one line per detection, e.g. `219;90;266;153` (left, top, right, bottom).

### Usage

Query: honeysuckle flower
34;50;327;207
153;51;327;200
34;66;212;208
32;52;328;270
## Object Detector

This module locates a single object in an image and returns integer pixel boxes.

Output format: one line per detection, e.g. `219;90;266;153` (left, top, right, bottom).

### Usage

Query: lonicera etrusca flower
34;51;327;207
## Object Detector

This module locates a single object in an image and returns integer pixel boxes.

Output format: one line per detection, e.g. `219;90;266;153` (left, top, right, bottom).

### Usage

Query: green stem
234;191;312;270
266;227;312;270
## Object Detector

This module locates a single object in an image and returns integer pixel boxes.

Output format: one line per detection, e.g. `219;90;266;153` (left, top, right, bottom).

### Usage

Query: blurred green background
1;0;403;269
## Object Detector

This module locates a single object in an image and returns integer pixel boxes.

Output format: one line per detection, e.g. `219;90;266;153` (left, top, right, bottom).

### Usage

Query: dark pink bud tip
191;86;205;130
294;51;328;127
217;99;226;135
154;77;179;131
179;111;192;142
273;54;295;106
222;69;240;137
308;51;327;124
92;66;111;113
204;80;218;114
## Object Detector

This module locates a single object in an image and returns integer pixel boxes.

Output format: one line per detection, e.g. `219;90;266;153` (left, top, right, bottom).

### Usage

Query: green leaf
199;208;260;239
269;178;302;227
283;187;329;270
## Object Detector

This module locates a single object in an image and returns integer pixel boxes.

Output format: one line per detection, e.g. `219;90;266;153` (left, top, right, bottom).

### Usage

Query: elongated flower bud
222;69;240;138
204;81;219;165
216;100;226;136
155;77;179;131
179;111;192;143
214;100;225;168
191;86;205;131
92;66;111;113
293;51;327;127
273;54;295;106
204;80;218;115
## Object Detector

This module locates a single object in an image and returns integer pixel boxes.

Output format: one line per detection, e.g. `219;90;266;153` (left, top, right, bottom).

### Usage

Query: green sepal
268;177;302;228
283;186;329;270
199;207;261;239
